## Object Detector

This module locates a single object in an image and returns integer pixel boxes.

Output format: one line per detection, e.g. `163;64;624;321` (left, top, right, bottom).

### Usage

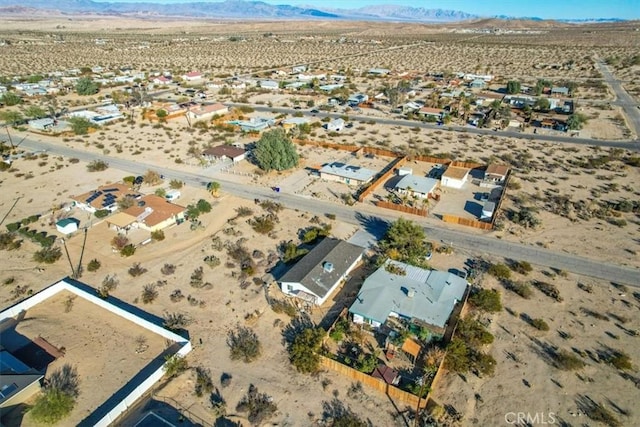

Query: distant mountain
337;5;479;22
0;0;629;22
0;0;340;19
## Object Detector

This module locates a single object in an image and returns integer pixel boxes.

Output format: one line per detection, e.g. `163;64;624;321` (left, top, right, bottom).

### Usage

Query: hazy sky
96;0;640;20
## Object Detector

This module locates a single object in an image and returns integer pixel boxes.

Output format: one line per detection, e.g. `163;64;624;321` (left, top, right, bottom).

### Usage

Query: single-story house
279;238;364;306
484;164;509;183
326;118;344;132
186;103;228;122
441;166;470;189
417;107;444;120
319;162;376;186
202;144;246;163
0;351;44;414
258;80;280;90
402;101;423;114
55;218;80;234
394;175;439;199
232;117;275;132
348;93;368;106
319;84;343;92
182;72;203;81
28;118;55;131
469;79;486;89
349;260;468;333
72;183;139;213
551;86;569;96
292;65;307;74
285;81;306;90
368;68;390;76
122;195;186;232
152;76;171;84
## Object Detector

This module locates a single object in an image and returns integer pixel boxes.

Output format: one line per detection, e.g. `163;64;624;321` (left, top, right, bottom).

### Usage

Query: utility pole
61;238;76;278
75;227;88;278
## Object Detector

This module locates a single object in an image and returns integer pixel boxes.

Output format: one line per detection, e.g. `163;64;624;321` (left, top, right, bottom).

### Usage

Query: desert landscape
1;10;639;427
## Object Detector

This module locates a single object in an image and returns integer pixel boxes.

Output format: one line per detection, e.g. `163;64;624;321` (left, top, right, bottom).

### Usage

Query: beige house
121;195;186;232
186;103;228;122
441;166;470;189
484;164;509;183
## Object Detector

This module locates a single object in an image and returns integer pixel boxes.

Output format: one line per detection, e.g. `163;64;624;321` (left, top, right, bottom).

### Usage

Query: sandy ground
0;18;639;427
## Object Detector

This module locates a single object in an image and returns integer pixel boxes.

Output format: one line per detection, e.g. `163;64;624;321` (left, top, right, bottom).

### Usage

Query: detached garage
441;166;470;189
56;218;80;234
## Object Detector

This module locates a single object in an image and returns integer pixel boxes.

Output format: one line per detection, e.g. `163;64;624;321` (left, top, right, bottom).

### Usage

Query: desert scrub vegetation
29;364;79;424
33;246;62;264
503;280;533;299
86;258;101;272
97;274;119;298
163;355;188;379
532;280;563;302
468;288;502;313
163;312;192;331
236;384;278;426
86;159;108;172
227;325;262;363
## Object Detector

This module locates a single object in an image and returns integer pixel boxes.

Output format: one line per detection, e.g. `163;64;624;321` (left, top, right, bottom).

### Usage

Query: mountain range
0;0;628;22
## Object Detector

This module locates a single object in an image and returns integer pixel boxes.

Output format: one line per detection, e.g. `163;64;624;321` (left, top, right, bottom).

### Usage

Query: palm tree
207;181;221;198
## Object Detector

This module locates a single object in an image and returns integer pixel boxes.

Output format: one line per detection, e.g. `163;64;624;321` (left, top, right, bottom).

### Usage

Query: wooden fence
319;356;427;409
441;214;493;230
293;139;360;152
361;146;403;158
490;170;511;228
357;156;407;202
374;200;427;217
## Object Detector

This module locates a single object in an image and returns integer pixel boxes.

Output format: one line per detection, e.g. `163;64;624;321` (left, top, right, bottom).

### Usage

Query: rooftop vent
407;288;415;298
323;262;334;273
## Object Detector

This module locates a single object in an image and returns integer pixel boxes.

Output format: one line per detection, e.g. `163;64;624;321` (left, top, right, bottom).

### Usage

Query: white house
319;162;376;186
182;72;203;81
279;238;363;306
484;164;509;183
394;175;439;199
326;118;345;132
186;103;228;122
441;166;470;189
259;80;280;90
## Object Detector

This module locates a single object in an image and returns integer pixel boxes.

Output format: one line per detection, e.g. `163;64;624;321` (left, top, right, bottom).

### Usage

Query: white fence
0;278;192;427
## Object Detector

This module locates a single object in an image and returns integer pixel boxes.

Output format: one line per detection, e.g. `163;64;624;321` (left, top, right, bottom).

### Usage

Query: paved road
225;103;640;152
595;59;640;138
18;136;639;286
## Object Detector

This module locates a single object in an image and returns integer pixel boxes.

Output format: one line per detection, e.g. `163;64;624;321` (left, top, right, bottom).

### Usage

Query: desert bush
97;274;119;298
33;247;62;264
288;326;325;374
576;395;621;427
532;280;563;302
488;263;511;279
554;349;586;370
141;284;158;304
531;318;550;331
321;399;368;427
227;325;262;363
120;244;136;257
0;232;21;250
270;299;297;317
169;179;183;189
220;372;233;388
235;384;278;426
190;266;204;287
86;258;101;272
204;255;221;268
47;364;79;398
86;160;108;172
169;289;185;302
468;288;502;312
163;355;188;379
161;263;176;275
143;169;162;185
111;234;129;250
94;209;110;218
329;318;350;342
504;280;533;299
235;206;253;217
601;348;633;371
128;262;147;277
151;230;165;241
163;312;192;331
258;200;282;214
249;215;276;234
512;261;533;275
29;389;75;424
456;318;495;346
194;366;214;397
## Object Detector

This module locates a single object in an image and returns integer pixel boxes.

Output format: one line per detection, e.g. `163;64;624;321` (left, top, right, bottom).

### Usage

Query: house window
287;284;293;292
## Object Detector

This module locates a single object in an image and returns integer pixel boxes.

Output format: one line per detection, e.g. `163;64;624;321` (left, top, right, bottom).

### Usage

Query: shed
441;166;470;189
372;364;400;385
326;118;344;132
397;167;413;176
55;218;79;234
481;201;496;220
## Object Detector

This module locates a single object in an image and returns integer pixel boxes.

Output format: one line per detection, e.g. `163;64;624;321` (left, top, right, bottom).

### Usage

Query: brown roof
442;166;469;180
123;195;185;227
72;183;138;211
419;107;444;115
485;164;509;177
401;338;422;358
203;144;246;159
372;364;399;384
189;103;227;117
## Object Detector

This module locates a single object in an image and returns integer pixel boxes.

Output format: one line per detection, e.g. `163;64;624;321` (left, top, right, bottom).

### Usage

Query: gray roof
395;175;439;195
349;260;468;328
320;162;376;183
280;238;363;299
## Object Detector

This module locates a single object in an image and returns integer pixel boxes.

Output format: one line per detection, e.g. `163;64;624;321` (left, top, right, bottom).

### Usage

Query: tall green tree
0;92;22;106
288;327;325;373
379;218;429;266
533;98;551;111
0;110;24;126
506;80;521;94
254;128;299;172
68;117;93;135
24;105;47;119
567;113;587;130
75;77;99;96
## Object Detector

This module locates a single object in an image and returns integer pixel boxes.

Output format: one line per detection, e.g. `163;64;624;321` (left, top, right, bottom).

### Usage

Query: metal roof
319;162;376;183
395;175;439;195
349;260;468;329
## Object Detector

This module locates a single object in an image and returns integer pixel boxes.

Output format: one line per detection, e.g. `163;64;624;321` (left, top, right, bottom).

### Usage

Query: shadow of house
464;200;483;218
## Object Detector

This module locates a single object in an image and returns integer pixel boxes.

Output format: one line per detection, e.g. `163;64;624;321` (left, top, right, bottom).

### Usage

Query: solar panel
102;188;118;192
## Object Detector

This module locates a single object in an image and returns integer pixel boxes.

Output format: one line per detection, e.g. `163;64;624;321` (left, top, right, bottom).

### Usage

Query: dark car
310;109;319;115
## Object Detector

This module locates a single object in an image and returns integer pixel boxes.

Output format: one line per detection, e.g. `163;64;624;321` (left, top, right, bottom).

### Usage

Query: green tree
444;338;471;373
533;97;551;111
254;128;299;172
68;117;93;135
207;181;221;197
29;389;75;424
379;218;429;266
567;113;587;130
0;110;24;126
288;327;325;373
0;92;22;106
75;77;99;96
196;199;212;213
24;105;47;119
488;263;511;279
26;74;44;83
506;80;521;94
156;108;168;121
469;289;502;313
